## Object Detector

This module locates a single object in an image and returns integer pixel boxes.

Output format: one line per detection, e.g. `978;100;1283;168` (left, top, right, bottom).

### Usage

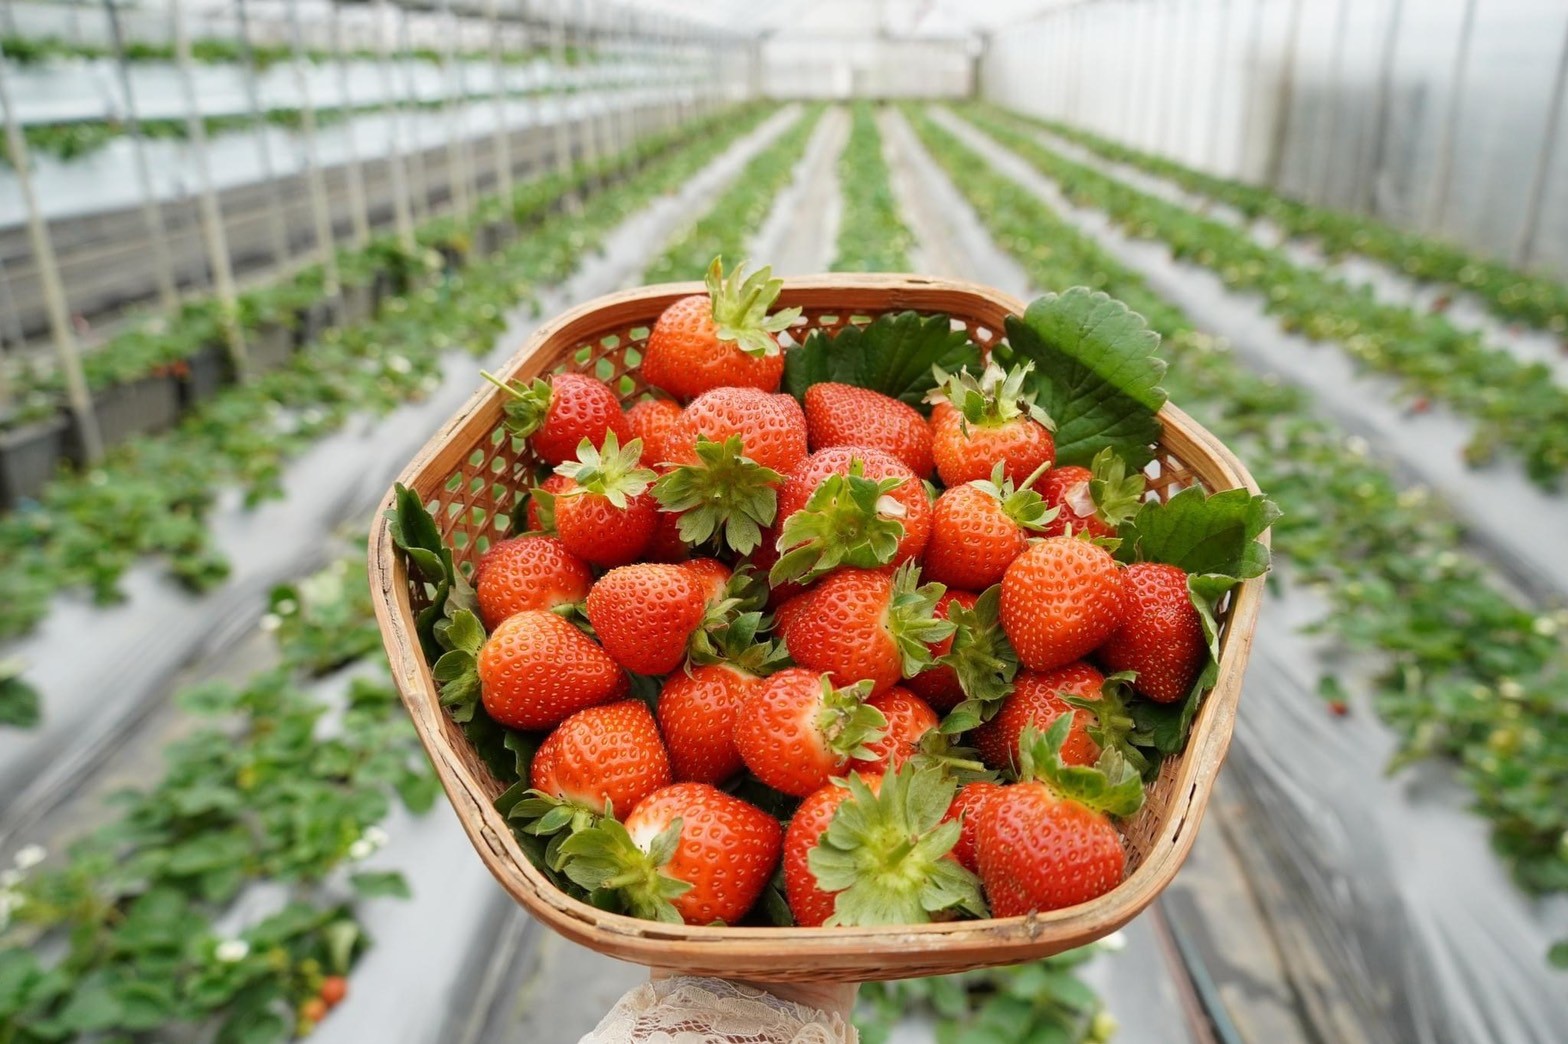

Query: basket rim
368;273;1267;974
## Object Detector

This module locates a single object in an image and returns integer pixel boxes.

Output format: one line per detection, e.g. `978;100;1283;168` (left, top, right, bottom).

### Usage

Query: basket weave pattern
370;275;1265;982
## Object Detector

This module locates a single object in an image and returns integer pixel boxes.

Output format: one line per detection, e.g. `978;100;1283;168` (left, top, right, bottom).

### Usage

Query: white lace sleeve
579;976;857;1044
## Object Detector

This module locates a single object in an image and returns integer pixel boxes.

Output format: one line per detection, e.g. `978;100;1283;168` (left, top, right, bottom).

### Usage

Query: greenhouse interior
1;0;1566;1040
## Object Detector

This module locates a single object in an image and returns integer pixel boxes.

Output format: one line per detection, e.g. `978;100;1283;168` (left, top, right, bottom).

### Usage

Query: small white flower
259;614;282;633
273;598;299;616
348;839;375;861
364;825;389;849
387;355;413;375
1344;436;1369;458
1498;679;1524;701
0;870;20;888
13;845;45;870
1435;551;1460;571
215;939;250;963
1532;615;1559;637
1099;930;1127;953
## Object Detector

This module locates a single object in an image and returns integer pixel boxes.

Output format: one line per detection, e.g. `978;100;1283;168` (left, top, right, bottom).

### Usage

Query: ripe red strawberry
1000;537;1125;671
653;430;790;558
733;669;886;797
804;383;934;477
641;258;800;400
905;588;978;711
973;719;1144;916
928;362;1055;487
784;779;863;927
553;431;659;567
923;464;1054;591
771;447;931;584
477;610;623;729
625;398;686;466
943;780;1006;872
524;473;573;533
777;563;955;696
972;663;1104;772
850;688;939;772
658;664;760;783
559;783;781;926
473;536;592;630
1097;562;1205;704
679;557;732;606
487;371;631;466
529;700;672;816
585;563;707;675
1040;449;1145;540
669;387;808;475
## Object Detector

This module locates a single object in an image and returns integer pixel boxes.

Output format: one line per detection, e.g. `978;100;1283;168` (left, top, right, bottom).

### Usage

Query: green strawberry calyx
705;256;802;359
652;436;784;556
928;360;1056;432
431;608;486;723
524;478;558;534
904;730;996;785
482;372;553;438
816;677;888;762
556;815;691;924
886;561;958;678
808;764;988;926
1018;718;1146;819
553;430;656;508
1062;672;1153;777
972;460;1058;532
936;585;1021;735
770;464;908;586
1085;447;1145;531
688;606;791;676
507;788;610;871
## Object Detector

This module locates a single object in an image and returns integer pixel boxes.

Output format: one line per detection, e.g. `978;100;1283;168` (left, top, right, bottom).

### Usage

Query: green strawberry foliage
809;764;988;926
482;372;555;439
553;430;656;507
1086;446;1146;531
936;585;1021;735
885;561;959;678
1000;287;1168;468
928;360;1055;431
1062;672;1153;778
783;309;982;410
0;658;41;728
973;460;1057;531
1018;717;1145;819
651;435;784;555
706;256;802;359
817;677;889;761
770;465;908;585
556;816;692;924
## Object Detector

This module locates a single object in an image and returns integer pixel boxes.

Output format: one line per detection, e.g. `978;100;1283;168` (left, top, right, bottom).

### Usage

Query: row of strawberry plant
0;550;437;1041
1;33;598;68
957;105;1568;488
831;102;914;272
0;104;776;644
906;106;1568;962
1028;112;1568;339
643;105;826;283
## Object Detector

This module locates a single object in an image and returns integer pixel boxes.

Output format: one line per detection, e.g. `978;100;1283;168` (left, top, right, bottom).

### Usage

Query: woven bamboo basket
369;274;1267;983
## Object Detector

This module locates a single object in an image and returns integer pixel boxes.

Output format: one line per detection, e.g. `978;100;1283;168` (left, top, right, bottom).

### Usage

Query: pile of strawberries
426;260;1228;930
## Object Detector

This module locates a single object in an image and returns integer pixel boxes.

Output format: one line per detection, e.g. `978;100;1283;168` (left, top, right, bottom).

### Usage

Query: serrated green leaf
1117;485;1279;580
1001;288;1167;467
350;870;412;899
784;311;982;410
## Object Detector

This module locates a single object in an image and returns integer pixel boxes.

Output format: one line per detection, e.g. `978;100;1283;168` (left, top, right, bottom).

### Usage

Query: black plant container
249;320;297;374
340;282;375;327
0;414;69;508
80;374;182;451
179;343;231;409
299;299;333;347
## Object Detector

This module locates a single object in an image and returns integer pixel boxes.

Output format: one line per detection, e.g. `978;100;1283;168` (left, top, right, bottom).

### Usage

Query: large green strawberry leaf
783;310;981;411
0;659;40;728
1116;485;1279;578
1000;288;1167;468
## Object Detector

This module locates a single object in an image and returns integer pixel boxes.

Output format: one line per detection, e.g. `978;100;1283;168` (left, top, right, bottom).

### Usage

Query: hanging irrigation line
374;0;416;252
330;0;372;246
1264;0;1306;188
1511;11;1568;268
1359;0;1405;215
1238;0;1266;176
284;0;343;321
1207;0;1232;171
434;0;473;220
486;0;514;206
0;52;100;458
395;4;431;224
1311;0;1353;204
170;0;248;379
1425;0;1478;233
234;0;294;270
548;0;573;188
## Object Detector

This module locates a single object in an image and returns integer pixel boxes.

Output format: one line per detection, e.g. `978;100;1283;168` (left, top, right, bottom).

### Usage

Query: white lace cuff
579;975;857;1044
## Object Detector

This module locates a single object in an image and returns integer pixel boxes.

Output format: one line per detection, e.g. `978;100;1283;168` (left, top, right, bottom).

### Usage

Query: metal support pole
1426;0;1478;232
1264;0;1307;188
1313;0;1353;204
1512;14;1568;268
1237;0;1266;177
486;0;514;204
397;6;431;224
235;0;294;269
375;0;416;251
1207;0;1232;171
285;0;342;321
331;0;372;246
0;53;100;460
171;0;248;379
550;0;573;180
103;0;179;314
1357;0;1405;214
435;0;472;219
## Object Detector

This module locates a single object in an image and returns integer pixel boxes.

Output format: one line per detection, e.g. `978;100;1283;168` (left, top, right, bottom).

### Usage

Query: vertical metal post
374;0;416;252
1207;0;1232;170
103;0;179;313
1237;0;1266;177
397;6;431;224
285;0;342;321
1512;13;1568;267
171;0;247;378
1357;0;1405;215
1264;0;1307;188
331;0;372;246
1146;1;1167;150
0;53;100;459
550;0;573;180
435;0;473;219
1426;0;1478;232
486;0;514;205
1312;0;1353;204
235;0;294;269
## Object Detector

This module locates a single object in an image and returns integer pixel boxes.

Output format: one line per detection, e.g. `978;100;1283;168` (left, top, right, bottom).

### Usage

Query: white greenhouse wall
980;0;1568;278
762;37;973;99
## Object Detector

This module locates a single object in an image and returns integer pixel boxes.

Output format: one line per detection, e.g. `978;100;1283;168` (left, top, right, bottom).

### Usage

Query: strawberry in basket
383;270;1277;944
